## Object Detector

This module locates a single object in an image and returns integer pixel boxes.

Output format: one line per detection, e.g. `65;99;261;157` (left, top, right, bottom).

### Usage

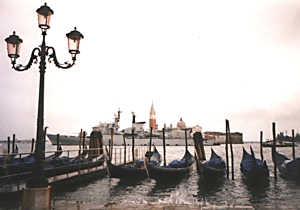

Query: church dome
177;118;186;129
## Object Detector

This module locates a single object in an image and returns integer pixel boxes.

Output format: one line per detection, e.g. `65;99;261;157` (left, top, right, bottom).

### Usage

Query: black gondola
107;146;161;179
145;150;194;181
197;148;226;180
272;150;300;180
107;161;149;179
240;146;269;181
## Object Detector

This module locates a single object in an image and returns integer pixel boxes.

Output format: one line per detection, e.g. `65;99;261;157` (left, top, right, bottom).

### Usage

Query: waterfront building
203;131;243;144
162;119;193;139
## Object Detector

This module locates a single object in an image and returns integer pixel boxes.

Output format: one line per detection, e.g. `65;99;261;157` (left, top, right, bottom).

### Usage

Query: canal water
1;142;300;208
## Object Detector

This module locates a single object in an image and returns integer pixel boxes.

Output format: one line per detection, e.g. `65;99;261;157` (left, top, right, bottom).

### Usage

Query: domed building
177;118;186;129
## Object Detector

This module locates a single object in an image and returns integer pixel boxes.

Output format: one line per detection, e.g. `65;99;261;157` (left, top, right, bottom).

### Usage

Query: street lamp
5;3;83;188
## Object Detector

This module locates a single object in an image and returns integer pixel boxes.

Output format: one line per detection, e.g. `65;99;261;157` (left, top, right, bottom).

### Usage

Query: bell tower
149;101;156;130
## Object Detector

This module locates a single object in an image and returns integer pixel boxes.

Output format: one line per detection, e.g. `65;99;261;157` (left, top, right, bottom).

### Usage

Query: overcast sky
1;0;300;141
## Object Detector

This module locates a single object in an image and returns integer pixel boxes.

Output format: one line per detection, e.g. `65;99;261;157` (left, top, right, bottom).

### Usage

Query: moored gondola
240;146;269;182
272;150;300;180
107;161;149;179
145;150;194;181
107;146;161;179
197;148;226;180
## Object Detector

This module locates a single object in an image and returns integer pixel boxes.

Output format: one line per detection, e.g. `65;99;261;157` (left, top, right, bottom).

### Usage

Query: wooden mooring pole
149;127;152;152
79;129;83;150
199;133;205;160
132;113;135;164
83;131;86;148
184;129;189;169
193;132;205;160
7;136;10;154
78;130;82;174
123;134;126;164
55;134;60;152
292;129;295;160
109;140;111;160
12;134;16;153
226;119;234;180
132;128;135;164
31;138;35;154
272;122;277;181
111;128;114;161
260;131;264;161
225;121;229;179
163;128;166;166
230;130;234;180
57;134;60;150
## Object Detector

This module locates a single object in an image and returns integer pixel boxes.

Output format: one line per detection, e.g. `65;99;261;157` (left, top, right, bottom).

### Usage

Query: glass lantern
66;27;84;55
5;31;23;59
36;3;54;30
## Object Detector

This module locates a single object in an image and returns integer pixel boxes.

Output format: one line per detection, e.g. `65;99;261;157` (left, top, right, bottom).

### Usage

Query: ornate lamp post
5;3;83;188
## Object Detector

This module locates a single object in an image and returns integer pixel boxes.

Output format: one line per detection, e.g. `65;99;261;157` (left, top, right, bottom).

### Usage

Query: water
1;142;300;208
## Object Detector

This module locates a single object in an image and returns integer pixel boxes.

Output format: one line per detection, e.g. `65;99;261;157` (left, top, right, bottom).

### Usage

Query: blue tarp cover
280;158;300;175
241;149;265;174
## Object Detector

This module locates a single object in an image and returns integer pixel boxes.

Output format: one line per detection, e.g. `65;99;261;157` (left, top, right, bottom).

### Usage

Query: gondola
197;148;226;180
272;150;300;180
240;146;269;181
145;150;194;181
107;146;161;179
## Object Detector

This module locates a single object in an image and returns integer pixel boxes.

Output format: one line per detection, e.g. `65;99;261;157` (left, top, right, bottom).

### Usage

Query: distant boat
240;147;269;182
262;140;297;147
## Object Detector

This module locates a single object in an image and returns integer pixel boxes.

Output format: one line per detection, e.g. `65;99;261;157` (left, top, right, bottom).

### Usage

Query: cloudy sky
1;0;300;141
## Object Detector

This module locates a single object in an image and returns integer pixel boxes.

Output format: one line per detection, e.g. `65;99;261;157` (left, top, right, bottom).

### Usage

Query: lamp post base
26;162;49;188
22;186;51;210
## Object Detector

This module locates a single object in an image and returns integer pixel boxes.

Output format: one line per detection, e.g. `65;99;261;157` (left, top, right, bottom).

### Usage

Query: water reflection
197;177;224;197
149;178;184;196
109;177;146;196
243;178;270;205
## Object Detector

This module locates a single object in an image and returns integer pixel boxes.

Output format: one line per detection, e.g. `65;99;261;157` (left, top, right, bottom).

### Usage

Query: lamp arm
11;48;40;72
47;46;76;69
